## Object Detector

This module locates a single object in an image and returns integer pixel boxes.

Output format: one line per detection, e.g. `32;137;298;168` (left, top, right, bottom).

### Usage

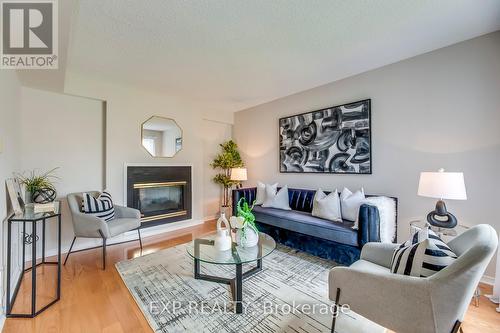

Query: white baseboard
42;218;205;259
481;275;495;286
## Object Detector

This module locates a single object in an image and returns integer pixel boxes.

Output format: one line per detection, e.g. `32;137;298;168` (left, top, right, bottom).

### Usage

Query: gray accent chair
329;224;498;333
66;191;143;269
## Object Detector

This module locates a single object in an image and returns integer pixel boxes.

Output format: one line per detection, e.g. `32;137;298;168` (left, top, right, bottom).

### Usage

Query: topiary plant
211;140;244;208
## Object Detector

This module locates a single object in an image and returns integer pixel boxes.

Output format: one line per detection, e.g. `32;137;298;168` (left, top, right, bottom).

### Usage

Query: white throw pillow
262;185;291;210
255;181;278;205
312;189;342;222
390;228;457;277
340;187;365;222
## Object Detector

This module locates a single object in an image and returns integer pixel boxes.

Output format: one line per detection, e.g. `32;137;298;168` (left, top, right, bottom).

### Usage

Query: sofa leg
63;237;76;265
331;288;341;333
98;230;106;270
451;320;462;333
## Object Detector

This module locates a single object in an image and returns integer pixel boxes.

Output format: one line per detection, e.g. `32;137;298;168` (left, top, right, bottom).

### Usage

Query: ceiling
53;1;500;112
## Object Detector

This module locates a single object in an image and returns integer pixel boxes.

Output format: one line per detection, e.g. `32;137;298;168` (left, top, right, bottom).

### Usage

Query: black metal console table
6;206;61;318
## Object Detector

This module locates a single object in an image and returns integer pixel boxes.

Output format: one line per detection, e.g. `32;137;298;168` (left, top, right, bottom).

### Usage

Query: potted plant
230;198;259;247
16;167;58;204
210;140;244;215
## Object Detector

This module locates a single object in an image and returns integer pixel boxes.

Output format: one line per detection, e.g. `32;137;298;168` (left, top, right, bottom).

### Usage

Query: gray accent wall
234;31;500;277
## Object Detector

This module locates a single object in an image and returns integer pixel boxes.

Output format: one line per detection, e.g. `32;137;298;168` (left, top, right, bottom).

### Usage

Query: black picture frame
279;99;372;174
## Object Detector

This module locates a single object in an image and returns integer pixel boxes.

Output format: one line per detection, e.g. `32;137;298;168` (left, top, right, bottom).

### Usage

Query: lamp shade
418;170;467;200
230;168;247;181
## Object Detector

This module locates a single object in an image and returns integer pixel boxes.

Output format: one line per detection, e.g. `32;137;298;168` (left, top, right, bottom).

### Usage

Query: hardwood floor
3;220;499;333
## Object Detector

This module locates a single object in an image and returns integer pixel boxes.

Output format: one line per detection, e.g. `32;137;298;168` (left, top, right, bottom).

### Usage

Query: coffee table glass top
186;232;276;265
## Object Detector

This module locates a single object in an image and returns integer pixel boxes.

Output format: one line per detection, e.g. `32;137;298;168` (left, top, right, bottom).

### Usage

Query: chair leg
473;287;481;307
63;237;77;265
451;320;462;333
331;288;341;333
137;228;143;253
98;230;106;270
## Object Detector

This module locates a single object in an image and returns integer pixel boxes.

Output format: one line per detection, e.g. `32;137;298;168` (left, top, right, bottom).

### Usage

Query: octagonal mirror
141;116;182;157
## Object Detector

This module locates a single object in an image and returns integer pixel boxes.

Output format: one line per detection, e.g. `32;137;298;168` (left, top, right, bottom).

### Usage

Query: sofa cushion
262;185;291;210
312;188;342;222
340;187;365;221
252;205;358;247
255;181;278;205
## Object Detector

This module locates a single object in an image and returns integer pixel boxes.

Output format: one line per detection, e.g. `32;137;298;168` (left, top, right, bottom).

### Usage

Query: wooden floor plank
3;220;499;333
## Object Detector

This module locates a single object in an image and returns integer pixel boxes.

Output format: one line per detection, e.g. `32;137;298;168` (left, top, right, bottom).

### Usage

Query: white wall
64;74;234;223
5;74;234;262
0;76;234;314
234;31;500;277
19;87;105;253
202;119;233;219
0;72;21;233
0;71;22;324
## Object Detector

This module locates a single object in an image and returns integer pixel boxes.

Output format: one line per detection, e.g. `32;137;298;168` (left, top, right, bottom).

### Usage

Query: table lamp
417;168;467;228
230;168;247;189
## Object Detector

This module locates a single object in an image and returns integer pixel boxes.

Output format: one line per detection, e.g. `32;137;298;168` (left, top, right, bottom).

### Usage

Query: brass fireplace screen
133;181;187;222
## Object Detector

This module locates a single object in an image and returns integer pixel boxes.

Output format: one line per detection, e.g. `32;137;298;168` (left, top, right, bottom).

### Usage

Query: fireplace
126;166;192;227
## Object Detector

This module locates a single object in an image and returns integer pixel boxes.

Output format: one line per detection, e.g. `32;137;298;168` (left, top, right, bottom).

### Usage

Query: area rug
116;243;386;333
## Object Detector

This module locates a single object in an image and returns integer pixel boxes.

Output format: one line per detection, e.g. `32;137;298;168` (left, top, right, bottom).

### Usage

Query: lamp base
427;200;457;229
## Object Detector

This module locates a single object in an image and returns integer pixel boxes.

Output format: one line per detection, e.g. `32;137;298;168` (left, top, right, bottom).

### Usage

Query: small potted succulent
230;198;259;247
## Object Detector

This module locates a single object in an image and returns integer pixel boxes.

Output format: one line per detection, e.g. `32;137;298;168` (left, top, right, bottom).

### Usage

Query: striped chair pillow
390;228;457;277
82;191;115;222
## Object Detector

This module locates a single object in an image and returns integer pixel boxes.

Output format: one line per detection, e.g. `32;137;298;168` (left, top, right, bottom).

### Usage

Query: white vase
214;212;232;251
235;227;259;248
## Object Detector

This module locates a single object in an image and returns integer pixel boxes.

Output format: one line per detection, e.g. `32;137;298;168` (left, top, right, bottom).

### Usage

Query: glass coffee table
186;232;276;313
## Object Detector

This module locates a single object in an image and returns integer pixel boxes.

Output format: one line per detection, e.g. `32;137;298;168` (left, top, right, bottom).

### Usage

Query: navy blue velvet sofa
232;187;397;266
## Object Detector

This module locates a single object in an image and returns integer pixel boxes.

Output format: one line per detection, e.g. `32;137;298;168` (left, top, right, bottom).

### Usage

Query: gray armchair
65;191;143;269
329;224;498;333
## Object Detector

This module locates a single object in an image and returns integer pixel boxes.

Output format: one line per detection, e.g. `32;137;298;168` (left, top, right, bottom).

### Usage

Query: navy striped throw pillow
390;228;457;277
82;191;115;222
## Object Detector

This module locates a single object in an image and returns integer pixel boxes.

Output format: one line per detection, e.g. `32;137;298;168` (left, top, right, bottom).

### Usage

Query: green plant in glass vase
230;198;259;247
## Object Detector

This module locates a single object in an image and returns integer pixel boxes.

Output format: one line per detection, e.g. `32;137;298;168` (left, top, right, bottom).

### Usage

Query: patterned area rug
116;243;385;333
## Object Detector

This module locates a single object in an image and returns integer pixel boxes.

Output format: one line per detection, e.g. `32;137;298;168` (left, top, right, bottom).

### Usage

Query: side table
409;219;469;242
409;219;481;307
6;205;62;317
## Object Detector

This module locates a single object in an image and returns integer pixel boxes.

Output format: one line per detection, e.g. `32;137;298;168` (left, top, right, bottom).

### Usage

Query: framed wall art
6;178;24;214
279;99;371;174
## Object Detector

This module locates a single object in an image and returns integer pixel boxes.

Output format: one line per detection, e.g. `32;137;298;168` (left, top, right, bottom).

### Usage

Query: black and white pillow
82;191;115;222
390;228;457;277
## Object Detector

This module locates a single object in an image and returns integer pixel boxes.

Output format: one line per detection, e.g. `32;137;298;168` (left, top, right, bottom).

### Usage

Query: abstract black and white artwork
279;99;371;174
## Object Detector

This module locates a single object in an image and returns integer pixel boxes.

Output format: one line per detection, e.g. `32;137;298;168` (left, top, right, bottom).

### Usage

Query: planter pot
33;187;57;203
235;227;259;248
